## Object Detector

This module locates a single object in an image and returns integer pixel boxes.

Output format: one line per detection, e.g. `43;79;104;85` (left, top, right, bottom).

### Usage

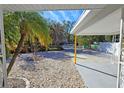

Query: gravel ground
7;51;85;88
8;78;26;88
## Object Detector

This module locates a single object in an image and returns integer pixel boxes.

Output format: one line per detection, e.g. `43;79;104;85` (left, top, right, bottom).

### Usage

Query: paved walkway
64;48;118;88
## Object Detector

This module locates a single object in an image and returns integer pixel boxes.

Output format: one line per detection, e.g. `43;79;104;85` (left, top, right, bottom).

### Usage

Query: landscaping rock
8;51;85;88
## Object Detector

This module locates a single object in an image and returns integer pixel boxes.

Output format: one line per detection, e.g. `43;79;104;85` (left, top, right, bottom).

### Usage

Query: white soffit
0;4;106;11
71;5;123;35
78;8;121;35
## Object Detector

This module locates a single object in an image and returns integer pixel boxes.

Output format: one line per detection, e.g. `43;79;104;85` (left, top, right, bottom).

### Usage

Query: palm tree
4;12;52;75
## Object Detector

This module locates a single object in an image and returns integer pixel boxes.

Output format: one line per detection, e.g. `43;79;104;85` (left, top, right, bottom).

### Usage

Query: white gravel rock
8;51;85;88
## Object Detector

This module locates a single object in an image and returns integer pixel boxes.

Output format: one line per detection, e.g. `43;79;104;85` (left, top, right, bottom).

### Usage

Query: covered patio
63;46;118;88
74;49;117;88
0;4;124;88
71;5;124;88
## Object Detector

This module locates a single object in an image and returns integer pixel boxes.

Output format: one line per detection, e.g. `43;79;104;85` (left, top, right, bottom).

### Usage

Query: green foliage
4;12;52;56
48;45;64;51
77;35;106;47
4;12;53;75
77;36;90;48
105;36;112;42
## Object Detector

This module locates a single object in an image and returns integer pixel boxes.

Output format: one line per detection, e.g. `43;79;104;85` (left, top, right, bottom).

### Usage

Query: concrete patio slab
64;48;118;88
74;50;118;88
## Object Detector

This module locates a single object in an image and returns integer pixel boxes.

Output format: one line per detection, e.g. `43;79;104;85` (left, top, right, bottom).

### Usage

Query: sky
40;9;83;24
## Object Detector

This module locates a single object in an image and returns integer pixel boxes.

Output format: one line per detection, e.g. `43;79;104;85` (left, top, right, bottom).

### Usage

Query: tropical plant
4;12;52;75
77;36;89;47
105;35;112;42
77;35;106;48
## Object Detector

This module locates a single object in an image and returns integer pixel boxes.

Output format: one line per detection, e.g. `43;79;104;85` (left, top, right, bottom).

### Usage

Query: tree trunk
7;33;26;75
7;19;27;76
67;33;70;43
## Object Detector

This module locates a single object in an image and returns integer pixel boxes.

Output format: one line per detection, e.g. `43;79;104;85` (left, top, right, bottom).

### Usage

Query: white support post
117;8;124;88
111;35;115;64
117;18;123;88
0;10;7;87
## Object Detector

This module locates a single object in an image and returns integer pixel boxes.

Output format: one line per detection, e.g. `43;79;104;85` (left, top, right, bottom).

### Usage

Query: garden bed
7;51;85;88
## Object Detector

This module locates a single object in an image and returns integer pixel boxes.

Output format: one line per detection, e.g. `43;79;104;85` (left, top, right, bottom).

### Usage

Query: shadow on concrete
76;63;117;78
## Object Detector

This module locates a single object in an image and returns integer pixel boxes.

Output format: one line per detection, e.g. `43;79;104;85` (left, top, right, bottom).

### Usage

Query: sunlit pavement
64;48;118;88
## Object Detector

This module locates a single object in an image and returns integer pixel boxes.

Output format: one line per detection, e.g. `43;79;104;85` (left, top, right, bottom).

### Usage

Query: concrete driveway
64;48;118;88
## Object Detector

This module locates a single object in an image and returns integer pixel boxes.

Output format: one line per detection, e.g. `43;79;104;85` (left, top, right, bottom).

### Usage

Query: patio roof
0;4;106;11
71;5;124;35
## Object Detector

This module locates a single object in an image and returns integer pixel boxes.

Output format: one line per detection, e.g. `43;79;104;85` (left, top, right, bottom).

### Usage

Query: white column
0;9;7;87
117;8;124;88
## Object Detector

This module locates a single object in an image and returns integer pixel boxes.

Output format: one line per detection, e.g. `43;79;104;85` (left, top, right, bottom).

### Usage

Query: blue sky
40;10;83;24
